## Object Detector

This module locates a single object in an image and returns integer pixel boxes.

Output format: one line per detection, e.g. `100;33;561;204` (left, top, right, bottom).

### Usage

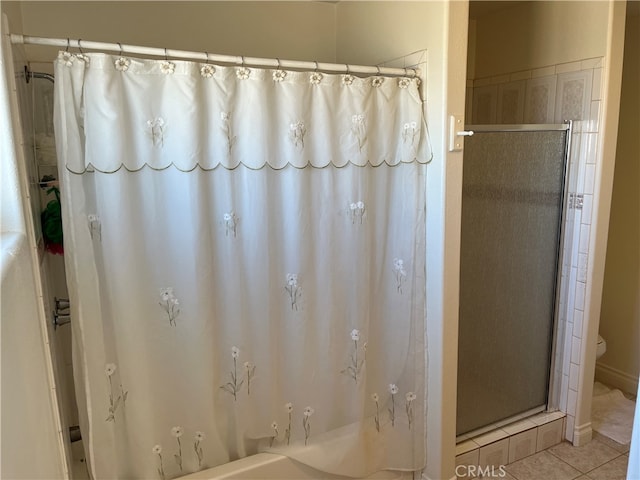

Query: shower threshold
455;410;567;470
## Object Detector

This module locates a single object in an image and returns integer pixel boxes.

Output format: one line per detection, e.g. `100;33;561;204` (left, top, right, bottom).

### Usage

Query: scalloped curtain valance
54;50;427;479
55;52;431;173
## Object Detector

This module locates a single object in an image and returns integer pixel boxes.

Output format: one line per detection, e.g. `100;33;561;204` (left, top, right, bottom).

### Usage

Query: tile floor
504;436;631;480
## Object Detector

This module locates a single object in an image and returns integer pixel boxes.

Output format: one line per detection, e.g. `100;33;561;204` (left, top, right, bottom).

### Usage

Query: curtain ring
205;52;210;64
164;48;168;61
77;39;84;55
376;65;381;76
65;38;70;52
276;58;281;69
118;42;123;56
345;64;350;75
314;61;319;72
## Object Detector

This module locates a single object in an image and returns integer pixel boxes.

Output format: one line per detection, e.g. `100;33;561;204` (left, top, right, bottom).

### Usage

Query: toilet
596;334;607;359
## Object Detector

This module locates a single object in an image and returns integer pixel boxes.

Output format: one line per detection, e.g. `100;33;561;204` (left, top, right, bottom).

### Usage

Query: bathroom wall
470;1;609;79
1;1;22;35
597;6;640;394
466;0;621;446
0;242;67;480
0;243;67;480
15;1;337;73
1;12;67;478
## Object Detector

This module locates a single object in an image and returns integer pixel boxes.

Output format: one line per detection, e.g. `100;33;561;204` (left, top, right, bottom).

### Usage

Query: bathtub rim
176;452;408;480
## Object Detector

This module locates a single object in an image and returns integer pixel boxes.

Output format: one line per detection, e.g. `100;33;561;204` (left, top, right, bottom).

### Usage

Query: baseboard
573;422;592;447
595;362;639;395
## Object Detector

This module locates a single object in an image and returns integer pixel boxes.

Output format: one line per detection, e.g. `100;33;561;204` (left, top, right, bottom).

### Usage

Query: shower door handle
448;115;474;152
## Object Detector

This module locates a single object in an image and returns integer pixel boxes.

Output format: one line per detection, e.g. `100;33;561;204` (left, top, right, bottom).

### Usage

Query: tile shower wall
468;58;602;126
466;58;604;443
29;77;79;428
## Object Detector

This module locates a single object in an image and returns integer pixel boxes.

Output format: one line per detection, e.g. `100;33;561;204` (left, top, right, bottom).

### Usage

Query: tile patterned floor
505;438;631;480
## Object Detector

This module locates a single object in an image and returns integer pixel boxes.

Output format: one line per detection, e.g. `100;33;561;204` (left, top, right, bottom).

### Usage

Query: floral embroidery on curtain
54;51;431;479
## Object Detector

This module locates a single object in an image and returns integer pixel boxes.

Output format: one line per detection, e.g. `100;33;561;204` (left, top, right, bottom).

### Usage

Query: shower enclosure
456;125;570;436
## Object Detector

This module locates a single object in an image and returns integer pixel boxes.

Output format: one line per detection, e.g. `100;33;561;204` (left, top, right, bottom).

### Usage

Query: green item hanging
41;185;64;255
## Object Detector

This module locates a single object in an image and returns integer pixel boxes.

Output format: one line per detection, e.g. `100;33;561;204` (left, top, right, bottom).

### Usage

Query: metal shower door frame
456;122;573;440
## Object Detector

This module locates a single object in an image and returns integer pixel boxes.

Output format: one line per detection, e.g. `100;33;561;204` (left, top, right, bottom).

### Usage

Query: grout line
543;440;628;477
544;447;584;473
510;446;629;480
581;451;627;477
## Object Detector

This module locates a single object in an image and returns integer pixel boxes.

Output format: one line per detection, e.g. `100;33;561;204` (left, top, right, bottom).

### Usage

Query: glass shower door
456;125;569;436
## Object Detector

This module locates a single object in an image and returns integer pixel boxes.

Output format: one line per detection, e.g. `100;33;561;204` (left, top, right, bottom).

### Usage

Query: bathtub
178;453;413;480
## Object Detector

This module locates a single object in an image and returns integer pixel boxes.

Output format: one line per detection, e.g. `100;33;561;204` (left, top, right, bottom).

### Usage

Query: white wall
597;8;640;394
1;13;67;477
0;1;22;35
470;1;609;79
0;239;67;479
12;1;337;73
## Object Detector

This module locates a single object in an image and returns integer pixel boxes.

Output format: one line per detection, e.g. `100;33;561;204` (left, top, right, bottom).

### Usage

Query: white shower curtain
54;51;431;479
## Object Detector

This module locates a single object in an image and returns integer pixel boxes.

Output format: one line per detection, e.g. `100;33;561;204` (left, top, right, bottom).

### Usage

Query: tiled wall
466;58;602;127
558;60;603;443
15;55;78;465
466;58;604;443
28;76;78;430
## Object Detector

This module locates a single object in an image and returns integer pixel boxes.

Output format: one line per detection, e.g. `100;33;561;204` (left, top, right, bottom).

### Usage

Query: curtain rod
10;34;420;78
